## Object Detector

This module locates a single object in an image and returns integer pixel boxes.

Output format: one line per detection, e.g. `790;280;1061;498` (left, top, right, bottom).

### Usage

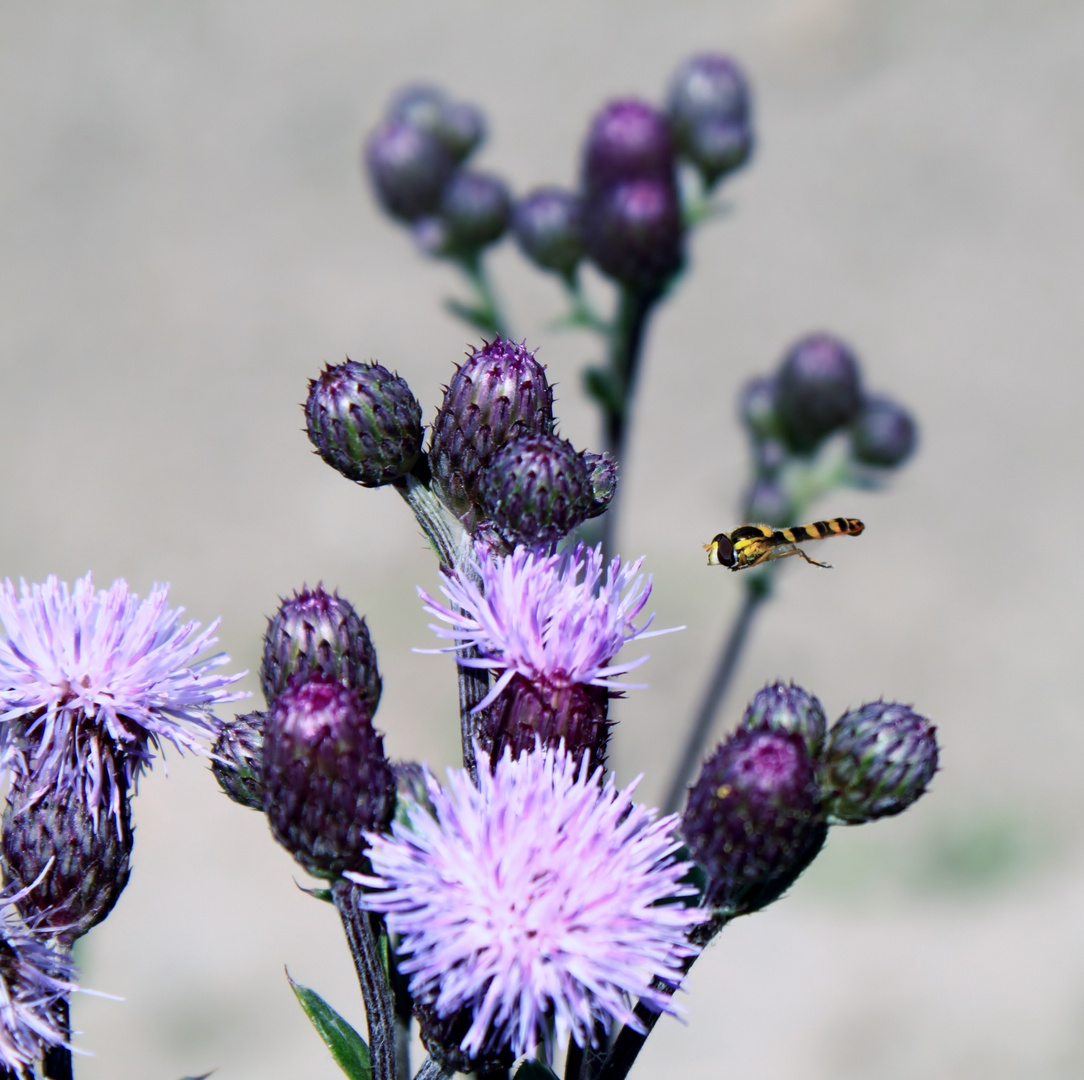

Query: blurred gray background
2;1;1083;1077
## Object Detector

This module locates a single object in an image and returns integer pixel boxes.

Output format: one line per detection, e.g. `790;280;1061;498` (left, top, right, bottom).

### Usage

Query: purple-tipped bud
263;679;395;877
387;85;485;163
438;170;512;253
260;586;382;710
740;682;828;758
365;119;456;222
583;179;685;295
212;710;266;810
683;727;826;915
478;674;610;772
667;54;754;187
3;775;132;945
739;375;780;441
821;702;938;824
581;450;618;520
429;339;555;520
850;395;918;468
774;333;863;453
742;475;791;526
306;360;423;487
512;188;584;277
582;99;676;196
392;761;436;828
479;434;592;548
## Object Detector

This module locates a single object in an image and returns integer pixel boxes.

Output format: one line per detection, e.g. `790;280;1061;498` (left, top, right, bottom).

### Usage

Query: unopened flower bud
438;170;511;253
683;727;825;915
429;338;555;519
743;476;791;526
263;679;395;877
306;360;423;487
774;333;863;453
850;395;918;468
3;775;132;945
739;375;779;441
391;761;436;828
584;178;685;295
415;1001;516;1077
740;682;827;758
582;99;676;197
212;711;266;810
387;85;485;163
581;450;618;519
513;188;583;278
260;585;382;709
821;702;938;823
479;434;592;548
365;120;456;222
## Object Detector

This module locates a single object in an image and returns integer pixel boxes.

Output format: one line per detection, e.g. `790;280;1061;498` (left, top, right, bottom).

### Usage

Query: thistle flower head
419;543;675;712
0;574;245;827
0;885;78;1076
351;744;705;1060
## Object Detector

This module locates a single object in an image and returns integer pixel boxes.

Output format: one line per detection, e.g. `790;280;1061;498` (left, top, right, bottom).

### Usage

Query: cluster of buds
682;682;938;921
739;333;919;525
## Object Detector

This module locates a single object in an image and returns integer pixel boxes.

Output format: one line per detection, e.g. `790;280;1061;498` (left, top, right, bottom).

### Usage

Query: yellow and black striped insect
704;517;865;572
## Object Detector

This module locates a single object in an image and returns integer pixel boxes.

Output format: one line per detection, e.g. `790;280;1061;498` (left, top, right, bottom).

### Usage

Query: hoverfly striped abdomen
705;517;864;572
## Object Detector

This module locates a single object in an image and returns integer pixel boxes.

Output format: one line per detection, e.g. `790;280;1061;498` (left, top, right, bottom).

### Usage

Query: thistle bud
306;360;423;487
479;434;592;547
821;702;938;824
581;450;618;519
429;338;555;519
774;333;863;453
742;476;791;526
415;1001;515;1077
260;585;382;710
438;170;512;254
683;727;825;915
391;761;436;828
667;54;754;188
365;119;456;222
387;85;485;163
212;711;266;810
739;375;779;441
263;679;395;877
850;395;918;468
478;675;610;772
512;188;584;278
582;99;676;196
3;776;132;945
740;682;827;758
583;178;685;296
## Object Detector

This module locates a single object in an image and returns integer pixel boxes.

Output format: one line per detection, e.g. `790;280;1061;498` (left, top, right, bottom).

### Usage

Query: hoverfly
705;517;865;571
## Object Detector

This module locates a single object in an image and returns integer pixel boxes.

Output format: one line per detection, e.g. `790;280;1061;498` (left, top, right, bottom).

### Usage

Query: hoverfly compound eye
707;534;736;567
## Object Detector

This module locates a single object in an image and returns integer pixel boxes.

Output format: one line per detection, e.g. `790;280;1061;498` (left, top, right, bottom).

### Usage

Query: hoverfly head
705;533;736;568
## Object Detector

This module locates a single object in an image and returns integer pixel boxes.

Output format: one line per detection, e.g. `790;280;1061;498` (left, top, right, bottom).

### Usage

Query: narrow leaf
287;969;372;1080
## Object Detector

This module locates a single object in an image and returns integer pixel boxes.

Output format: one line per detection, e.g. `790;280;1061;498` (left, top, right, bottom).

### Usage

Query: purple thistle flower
418;543;677;712
349;744;705;1060
0;574;246;827
0;884;78;1076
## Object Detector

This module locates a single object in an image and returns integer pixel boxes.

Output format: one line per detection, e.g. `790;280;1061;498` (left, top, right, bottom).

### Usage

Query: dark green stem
42;995;72;1080
448;253;509;339
395;468;460;571
661;576;770;816
332;881;398;1080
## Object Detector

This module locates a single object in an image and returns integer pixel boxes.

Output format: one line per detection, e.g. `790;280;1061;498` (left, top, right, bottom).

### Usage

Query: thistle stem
395;469;460;571
450;253;509;339
414;1058;450;1080
662;577;769;816
42;996;72;1080
332;881;397;1080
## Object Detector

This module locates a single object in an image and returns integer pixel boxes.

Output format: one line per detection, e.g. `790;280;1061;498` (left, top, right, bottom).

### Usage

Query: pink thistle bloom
0;574;246;826
0;885;79;1076
418;543;679;712
348;744;706;1060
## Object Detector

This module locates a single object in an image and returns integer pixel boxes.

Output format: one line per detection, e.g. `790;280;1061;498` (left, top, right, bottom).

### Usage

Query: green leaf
287;970;372;1080
294;879;335;904
514;1063;560;1080
178;1074;214;1079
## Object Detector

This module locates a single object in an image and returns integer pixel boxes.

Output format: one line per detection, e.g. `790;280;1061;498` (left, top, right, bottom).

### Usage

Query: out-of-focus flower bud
582;99;676;196
263;679;395;877
479;434;592;548
583;178;685;296
306;360;423;487
667;54;754;187
821;702;938;823
740;681;828;758
387;85;486;163
580;450;618;519
429;338;555;519
512;188;584;278
212;711;266;810
774;333;863;453
743;476;791;526
438;170;512;253
850;395;918;468
365;119;456;222
683;726;826;915
260;586;381;710
3;775;132;945
739;375;779;442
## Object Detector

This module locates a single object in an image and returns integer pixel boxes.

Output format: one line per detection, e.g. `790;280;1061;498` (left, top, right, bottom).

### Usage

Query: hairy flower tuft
350;744;705;1060
0;574;245;827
